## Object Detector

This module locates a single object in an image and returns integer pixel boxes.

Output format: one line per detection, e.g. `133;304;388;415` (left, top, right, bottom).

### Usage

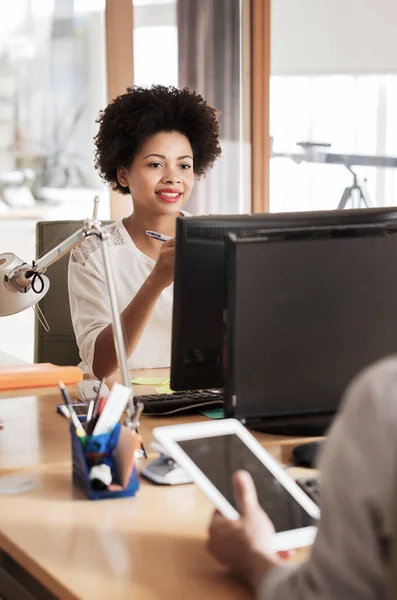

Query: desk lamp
0;197;143;435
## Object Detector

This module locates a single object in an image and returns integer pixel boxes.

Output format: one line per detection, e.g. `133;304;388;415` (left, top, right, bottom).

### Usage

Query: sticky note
199;408;224;419
155;384;174;395
131;377;170;386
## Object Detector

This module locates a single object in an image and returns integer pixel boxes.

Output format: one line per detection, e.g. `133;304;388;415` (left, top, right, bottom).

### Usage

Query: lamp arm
34;194;101;271
33;226;87;272
6;216;141;428
98;233;143;428
7;219;97;290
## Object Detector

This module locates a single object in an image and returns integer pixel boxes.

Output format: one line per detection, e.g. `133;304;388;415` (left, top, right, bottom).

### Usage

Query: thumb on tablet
233;470;259;516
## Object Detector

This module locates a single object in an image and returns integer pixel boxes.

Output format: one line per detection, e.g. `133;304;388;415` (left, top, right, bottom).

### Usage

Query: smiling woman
117;130;195;220
68;85;221;378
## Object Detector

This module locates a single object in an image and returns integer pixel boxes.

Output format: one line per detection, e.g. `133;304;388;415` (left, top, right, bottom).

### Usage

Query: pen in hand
145;230;172;242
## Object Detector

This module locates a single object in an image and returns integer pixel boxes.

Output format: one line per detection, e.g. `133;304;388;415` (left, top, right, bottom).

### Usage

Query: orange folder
0;363;83;390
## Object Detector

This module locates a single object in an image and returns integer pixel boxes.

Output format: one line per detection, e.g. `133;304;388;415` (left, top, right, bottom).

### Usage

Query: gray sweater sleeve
259;356;397;600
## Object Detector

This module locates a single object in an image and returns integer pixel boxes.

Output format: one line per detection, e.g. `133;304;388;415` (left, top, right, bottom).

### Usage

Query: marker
145;230;172;242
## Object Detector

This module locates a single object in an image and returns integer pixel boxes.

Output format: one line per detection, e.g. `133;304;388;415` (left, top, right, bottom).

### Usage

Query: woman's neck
125;211;180;239
123;210;182;260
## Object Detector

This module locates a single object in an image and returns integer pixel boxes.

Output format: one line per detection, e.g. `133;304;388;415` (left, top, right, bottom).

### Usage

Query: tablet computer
153;419;320;551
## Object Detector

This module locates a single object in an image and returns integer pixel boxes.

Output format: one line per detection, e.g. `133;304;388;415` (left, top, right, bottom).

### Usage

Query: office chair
34;220;112;366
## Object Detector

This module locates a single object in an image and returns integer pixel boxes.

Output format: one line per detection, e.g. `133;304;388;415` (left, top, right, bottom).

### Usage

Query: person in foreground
68;85;221;378
208;356;397;599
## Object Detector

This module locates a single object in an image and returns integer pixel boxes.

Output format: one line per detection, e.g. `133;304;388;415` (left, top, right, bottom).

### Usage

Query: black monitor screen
226;227;397;422
170;207;397;391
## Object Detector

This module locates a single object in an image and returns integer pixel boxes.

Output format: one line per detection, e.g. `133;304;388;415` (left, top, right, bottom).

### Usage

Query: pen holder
71;423;140;500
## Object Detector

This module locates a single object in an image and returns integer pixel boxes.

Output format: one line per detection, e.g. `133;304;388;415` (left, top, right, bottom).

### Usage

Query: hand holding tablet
153;419;320;552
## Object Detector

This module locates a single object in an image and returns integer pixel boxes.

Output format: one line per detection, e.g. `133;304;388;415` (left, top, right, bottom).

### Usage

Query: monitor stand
243;412;334;437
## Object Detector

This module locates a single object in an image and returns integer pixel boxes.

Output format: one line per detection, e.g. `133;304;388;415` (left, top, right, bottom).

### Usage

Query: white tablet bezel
153;418;320;552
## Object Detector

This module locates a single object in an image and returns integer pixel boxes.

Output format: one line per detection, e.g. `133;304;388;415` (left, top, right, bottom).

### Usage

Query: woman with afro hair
68;85;221;378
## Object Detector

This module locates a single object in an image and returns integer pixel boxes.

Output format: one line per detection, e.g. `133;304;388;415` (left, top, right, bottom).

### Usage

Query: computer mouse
75;379;110;402
291;441;323;468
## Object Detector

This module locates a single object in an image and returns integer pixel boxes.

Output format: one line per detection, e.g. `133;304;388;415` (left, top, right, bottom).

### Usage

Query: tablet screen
178;433;315;532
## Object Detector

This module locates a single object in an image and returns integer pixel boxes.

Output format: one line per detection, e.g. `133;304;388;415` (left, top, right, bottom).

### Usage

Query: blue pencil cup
71;424;140;500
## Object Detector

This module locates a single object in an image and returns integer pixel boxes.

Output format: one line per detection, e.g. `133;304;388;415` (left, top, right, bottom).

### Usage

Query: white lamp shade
0;253;50;316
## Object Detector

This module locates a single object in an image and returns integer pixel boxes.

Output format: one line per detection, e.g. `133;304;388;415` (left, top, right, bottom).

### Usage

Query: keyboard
296;476;321;506
135;389;224;416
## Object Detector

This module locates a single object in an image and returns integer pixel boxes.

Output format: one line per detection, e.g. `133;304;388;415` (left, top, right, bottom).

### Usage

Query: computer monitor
170;207;397;391
224;218;397;434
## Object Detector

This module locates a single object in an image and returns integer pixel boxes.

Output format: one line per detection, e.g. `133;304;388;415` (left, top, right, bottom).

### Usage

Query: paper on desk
131;377;170;386
155;384;174;394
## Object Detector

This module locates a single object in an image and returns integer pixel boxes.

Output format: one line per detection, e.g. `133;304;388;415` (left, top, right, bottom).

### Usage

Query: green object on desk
199;408;224;419
131;376;171;386
155;384;174;394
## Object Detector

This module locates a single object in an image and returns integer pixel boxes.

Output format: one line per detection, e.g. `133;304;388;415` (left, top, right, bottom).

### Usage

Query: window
132;0;251;215
270;75;397;213
0;0;107;361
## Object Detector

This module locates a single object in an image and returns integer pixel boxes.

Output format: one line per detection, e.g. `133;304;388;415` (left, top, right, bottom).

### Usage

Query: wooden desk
0;371;317;599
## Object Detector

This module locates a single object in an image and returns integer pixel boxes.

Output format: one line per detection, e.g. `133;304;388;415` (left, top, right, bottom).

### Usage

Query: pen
145;230;172;242
87;396;105;436
58;381;86;438
95;377;106;404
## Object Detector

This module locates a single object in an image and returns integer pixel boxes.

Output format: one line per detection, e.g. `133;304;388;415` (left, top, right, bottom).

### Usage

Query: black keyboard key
136;389;224;416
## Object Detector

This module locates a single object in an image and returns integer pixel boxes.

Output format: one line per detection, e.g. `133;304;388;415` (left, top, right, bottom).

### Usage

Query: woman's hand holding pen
150;238;175;289
94;237;175;379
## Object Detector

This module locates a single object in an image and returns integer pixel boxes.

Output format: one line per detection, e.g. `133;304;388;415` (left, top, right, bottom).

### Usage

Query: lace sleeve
70;224;125;268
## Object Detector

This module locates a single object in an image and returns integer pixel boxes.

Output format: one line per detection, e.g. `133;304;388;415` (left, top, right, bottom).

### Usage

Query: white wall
271;0;397;75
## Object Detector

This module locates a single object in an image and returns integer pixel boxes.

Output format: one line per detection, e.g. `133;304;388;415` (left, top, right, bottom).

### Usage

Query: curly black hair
94;85;222;195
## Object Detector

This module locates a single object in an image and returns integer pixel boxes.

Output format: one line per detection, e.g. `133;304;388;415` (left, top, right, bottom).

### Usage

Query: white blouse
68;216;188;374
